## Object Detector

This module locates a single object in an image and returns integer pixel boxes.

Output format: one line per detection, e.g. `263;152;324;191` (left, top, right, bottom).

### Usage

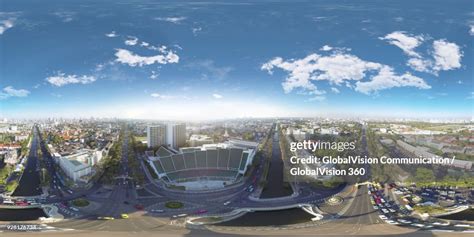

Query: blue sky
0;0;473;120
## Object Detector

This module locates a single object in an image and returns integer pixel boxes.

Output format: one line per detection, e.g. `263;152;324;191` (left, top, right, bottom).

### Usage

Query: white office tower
147;125;167;148
166;123;186;149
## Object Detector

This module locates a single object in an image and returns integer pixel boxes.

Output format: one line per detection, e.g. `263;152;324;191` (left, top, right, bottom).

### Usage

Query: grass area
0;165;13;185
135;136;147;142
165;201;184;209
5;180;19;192
167;184;185;191
72;198;90;207
194;216;223;223
309;177;345;189
413;205;445;214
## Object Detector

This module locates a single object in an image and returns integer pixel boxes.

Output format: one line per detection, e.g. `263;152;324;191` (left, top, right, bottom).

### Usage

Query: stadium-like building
146;140;258;190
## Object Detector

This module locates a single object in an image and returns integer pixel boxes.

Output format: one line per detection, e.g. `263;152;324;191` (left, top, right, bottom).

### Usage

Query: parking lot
368;183;473;231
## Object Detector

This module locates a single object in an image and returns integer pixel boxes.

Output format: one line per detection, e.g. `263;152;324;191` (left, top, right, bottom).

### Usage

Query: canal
216;208;313;226
440;208;474;221
11;128;42;197
260;127;293;198
0;208;46;221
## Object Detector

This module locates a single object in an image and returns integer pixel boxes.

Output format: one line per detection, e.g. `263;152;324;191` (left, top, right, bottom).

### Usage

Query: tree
414;167;435;183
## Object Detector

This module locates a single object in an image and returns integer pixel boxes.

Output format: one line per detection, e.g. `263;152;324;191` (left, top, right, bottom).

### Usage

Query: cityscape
1;0;473;236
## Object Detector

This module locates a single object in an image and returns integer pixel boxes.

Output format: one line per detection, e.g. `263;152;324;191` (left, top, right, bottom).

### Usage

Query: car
123;201;129;205
195;209;208;214
373;205;378;210
172;214;188;218
121;214;129;219
386;220;399;225
70;207;79;211
378;215;387;220
151;209;164;213
98;216;114;220
433;222;449;226
397;219;412;224
411;223;425;228
454;224;470;227
223;201;231;206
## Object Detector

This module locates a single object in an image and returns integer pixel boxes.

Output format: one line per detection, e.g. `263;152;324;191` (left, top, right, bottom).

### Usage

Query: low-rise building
188;134;213;147
58;157;92;182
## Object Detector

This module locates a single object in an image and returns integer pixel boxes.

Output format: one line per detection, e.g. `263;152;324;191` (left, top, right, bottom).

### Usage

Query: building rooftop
70;159;83;167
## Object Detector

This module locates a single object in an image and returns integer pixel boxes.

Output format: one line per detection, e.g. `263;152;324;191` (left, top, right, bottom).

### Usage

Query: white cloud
114;48;179;67
192;27;202;36
140;41;150;47
155;17;186;24
470;25;474;36
394;17;404;22
432;39;463;71
262;51;431;96
262;53;382;95
150;93;182;100
212;93;223;99
46;72;96;87
379;31;424;57
124;36;138;46
186;60;233;80
0;86;30;99
330;87;340;94
381;32;463;74
320;45;333;51
467;92;474;99
105;31;118;37
307;96;326;102
53;11;75;22
150;70;159;80
407;57;431;72
148;45;168;53
355;66;431;95
0;19;14;35
50;93;62;98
